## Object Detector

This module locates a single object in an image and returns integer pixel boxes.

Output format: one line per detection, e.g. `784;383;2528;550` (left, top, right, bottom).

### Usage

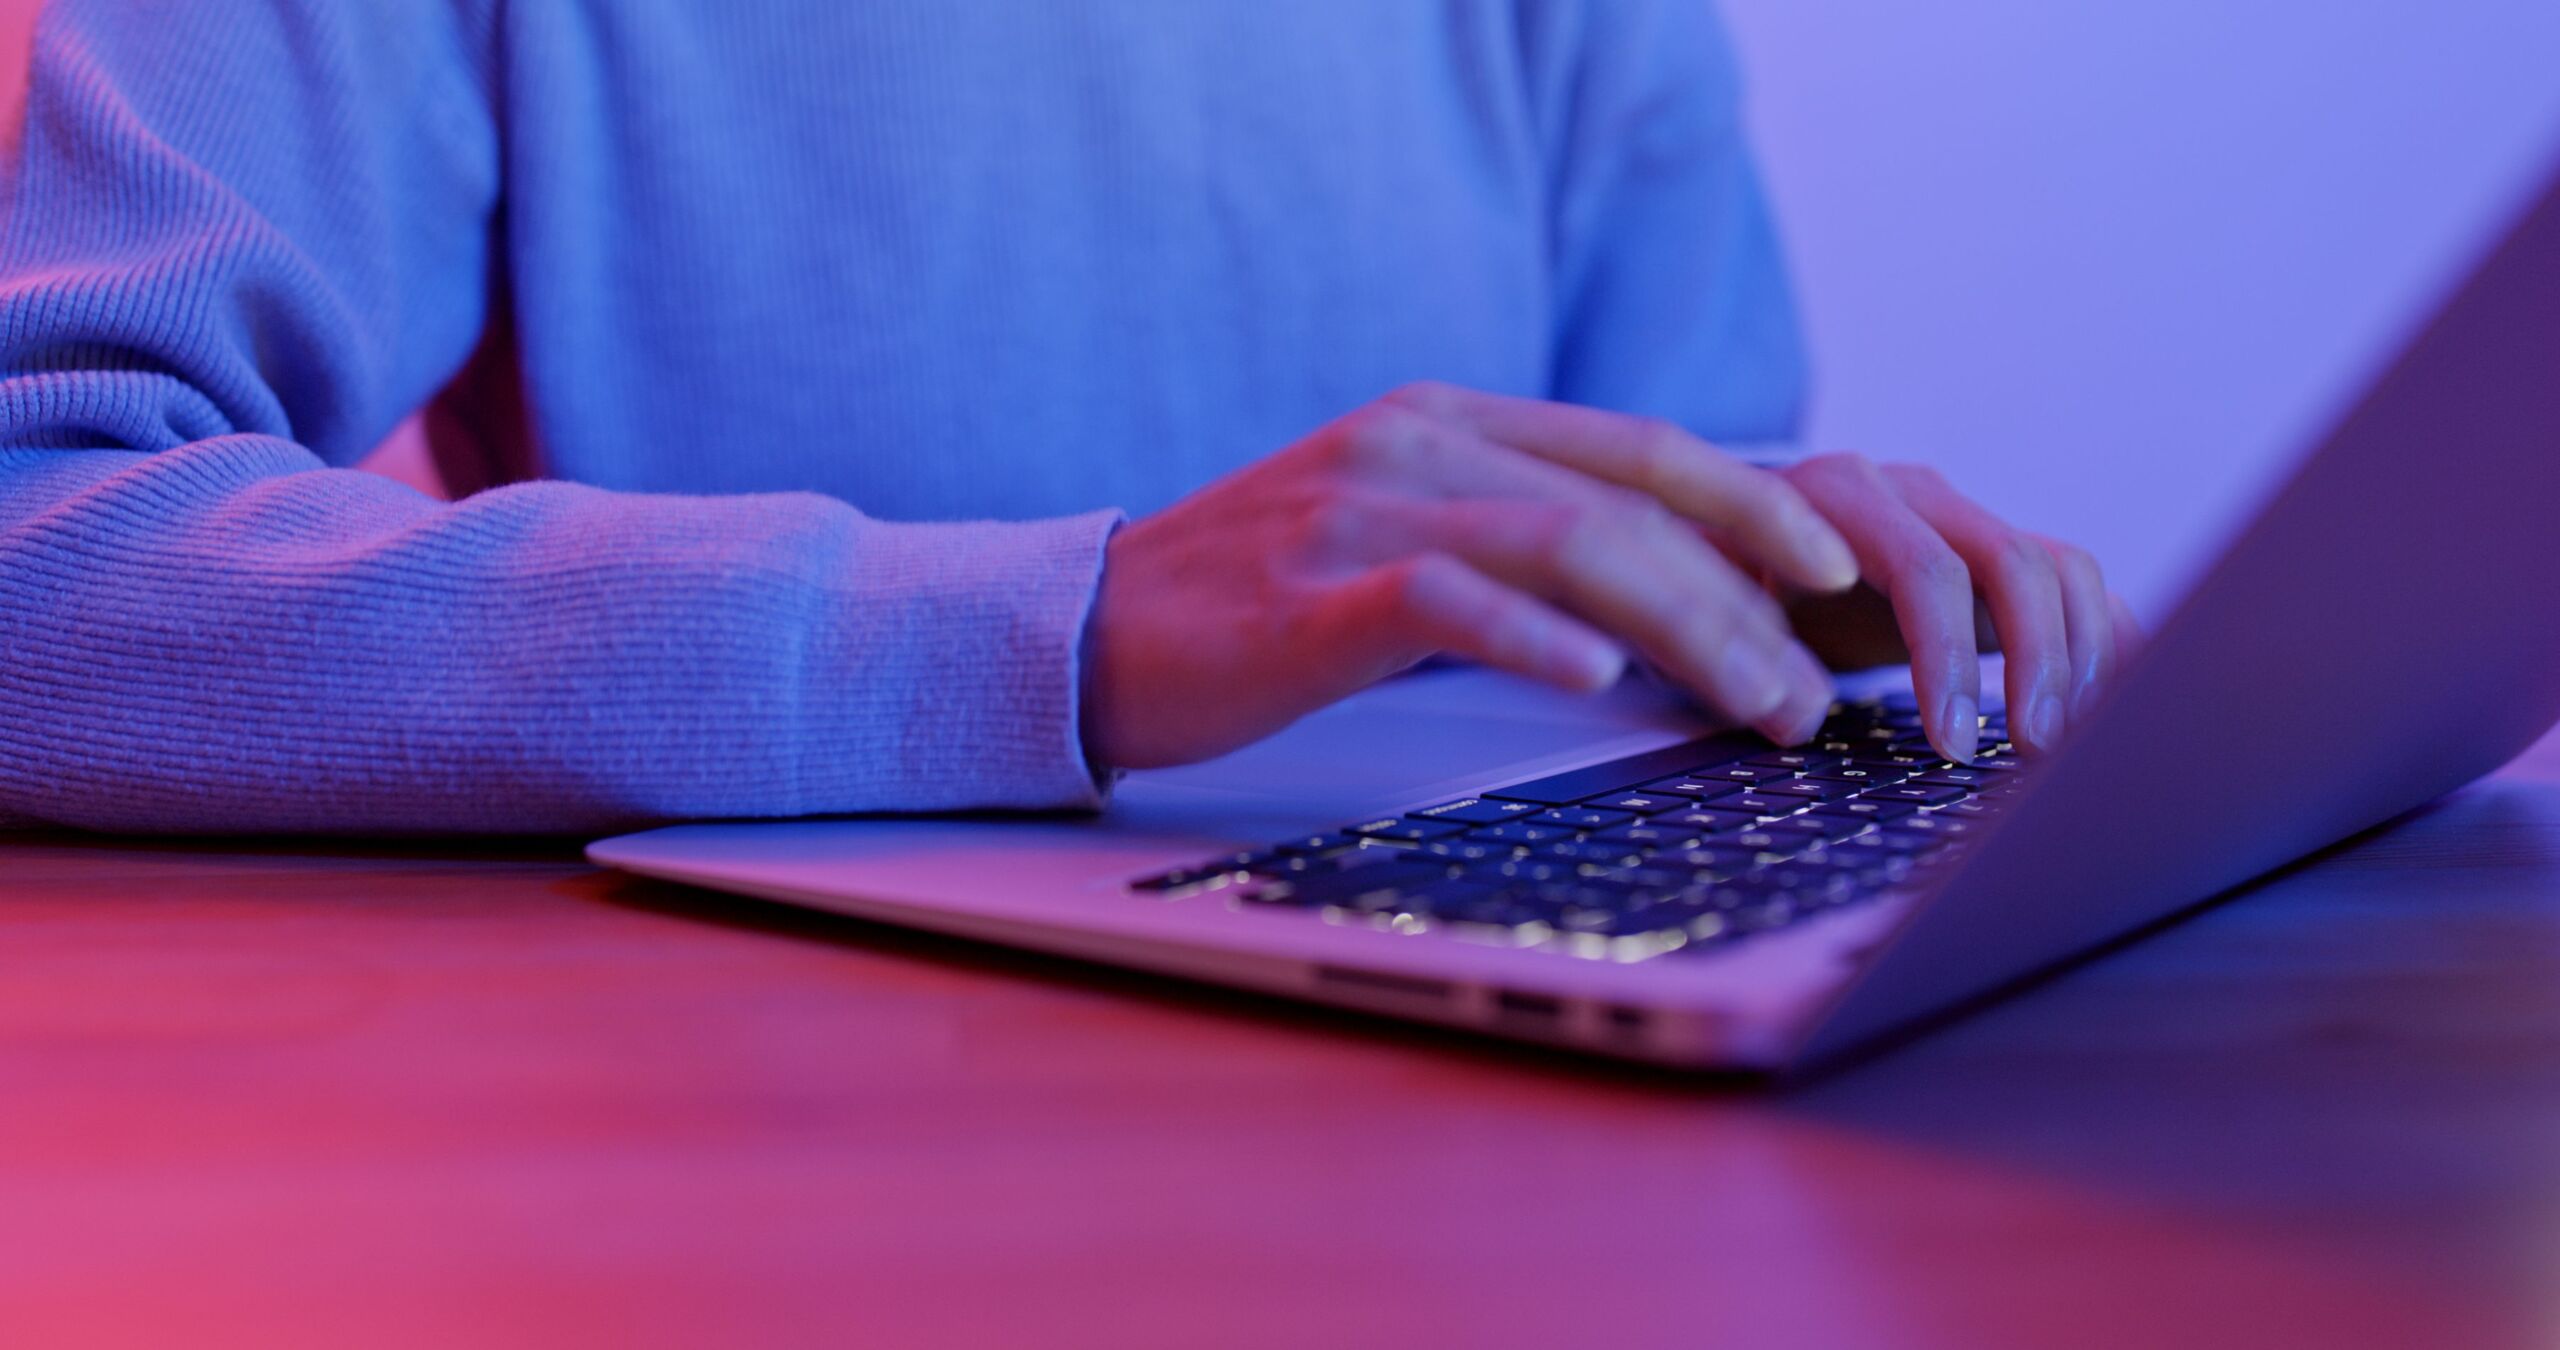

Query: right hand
1082;383;1863;771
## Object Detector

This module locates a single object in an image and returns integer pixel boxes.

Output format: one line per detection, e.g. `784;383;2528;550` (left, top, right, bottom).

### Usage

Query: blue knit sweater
0;0;1804;833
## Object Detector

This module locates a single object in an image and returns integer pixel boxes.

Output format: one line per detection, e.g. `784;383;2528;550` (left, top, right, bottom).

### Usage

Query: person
0;0;2129;835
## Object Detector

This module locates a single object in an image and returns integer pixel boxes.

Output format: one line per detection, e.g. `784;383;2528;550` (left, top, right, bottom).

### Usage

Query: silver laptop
591;153;2560;1074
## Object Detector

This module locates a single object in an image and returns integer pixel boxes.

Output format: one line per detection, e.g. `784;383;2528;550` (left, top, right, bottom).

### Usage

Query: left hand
1768;453;2141;762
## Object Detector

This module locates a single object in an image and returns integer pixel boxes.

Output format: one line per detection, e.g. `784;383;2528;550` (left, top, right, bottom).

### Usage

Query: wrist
1075;519;1128;791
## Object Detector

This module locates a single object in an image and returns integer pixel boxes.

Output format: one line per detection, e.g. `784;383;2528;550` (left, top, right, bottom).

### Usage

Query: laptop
590;152;2560;1074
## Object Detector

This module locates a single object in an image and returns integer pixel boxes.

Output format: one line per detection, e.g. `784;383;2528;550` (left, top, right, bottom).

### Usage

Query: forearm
0;438;1119;833
0;1;1123;834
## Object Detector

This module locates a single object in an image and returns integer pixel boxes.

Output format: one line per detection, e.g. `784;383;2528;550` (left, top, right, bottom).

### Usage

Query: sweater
0;0;1804;833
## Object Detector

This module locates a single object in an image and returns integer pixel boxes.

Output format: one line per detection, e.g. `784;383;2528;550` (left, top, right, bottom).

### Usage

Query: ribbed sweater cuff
807;507;1124;814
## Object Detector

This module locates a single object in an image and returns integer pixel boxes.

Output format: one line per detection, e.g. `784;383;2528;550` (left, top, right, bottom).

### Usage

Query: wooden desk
4;730;2558;1350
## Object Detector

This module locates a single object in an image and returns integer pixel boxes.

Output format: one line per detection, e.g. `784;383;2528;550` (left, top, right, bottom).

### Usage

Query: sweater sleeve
1523;0;1811;461
0;0;1118;835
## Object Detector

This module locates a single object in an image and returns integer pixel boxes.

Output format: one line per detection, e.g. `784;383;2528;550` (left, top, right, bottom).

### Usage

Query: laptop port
1312;964;1453;1004
1493;989;1564;1021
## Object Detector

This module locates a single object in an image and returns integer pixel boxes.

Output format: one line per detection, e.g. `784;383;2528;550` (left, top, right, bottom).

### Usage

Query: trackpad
1127;665;1717;813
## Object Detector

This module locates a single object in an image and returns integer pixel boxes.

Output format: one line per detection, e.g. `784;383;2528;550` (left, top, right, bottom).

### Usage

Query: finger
1384;382;1860;595
1405;493;1835;745
1319;416;1834;740
1787;454;1982;762
1883;465;2073;755
2038;536;2116;720
1324;553;1626;700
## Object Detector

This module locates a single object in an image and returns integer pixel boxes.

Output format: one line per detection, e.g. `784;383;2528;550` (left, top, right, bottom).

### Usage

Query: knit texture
0;0;1804;834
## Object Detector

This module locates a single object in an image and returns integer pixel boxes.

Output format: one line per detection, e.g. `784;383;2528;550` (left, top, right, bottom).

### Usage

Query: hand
1084;383;1865;770
1773;454;2142;761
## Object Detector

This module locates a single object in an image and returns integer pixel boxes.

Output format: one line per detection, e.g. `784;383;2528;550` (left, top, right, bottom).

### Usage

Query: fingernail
1791;647;1838;719
1570;643;1627;691
1940;692;1979;764
1804;529;1860;593
1721;639;1790;719
2072;662;2104;720
1767;648;1837;743
2027;689;2065;750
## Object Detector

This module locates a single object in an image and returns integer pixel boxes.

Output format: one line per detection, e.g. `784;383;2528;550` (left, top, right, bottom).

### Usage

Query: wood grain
1;729;2556;1348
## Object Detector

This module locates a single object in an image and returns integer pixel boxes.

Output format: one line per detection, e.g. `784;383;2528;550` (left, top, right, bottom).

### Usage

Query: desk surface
3;731;2558;1350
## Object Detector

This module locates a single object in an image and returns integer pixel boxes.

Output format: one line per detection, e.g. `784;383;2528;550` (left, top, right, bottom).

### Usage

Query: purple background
14;1;2559;612
1723;0;2560;611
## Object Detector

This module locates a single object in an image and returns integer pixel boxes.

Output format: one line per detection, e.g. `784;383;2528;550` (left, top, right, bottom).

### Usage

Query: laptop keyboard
1128;695;2024;961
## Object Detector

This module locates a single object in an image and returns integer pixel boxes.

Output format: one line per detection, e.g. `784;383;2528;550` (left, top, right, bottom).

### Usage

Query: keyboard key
1829;831;1916;862
1696;763;1795;785
1490;858;1582;886
1809;766;1906;786
1810;798;1919;824
1348;817;1470;843
1584;792;1690;817
1267;831;1364;856
1328;881;1446;916
1129;861;1247;892
1429;887;1568;930
1732;897;1801;933
1719;793;1807;817
1589;822;1701;852
1469;821;1573;845
1594;866;1699;898
1539;839;1646;867
1755;778;1859;801
1849;829;1939;857
1726;829;1812;859
1914;769;1991;790
1895;813;1985;841
1555;905;1661;938
1747;865;1859;905
1768;814;1872;843
1850;752;1945;771
1658;808;1761;836
1418;838;1521;863
1639;776;1747;801
1876;817;1981;853
1826;854;1919;892
1534;806;1638;831
1406;797;1543;826
1483;736;1751;805
1744;751;1844;772
1274;838;1440;873
1660;842;1754;871
1752;820;1833;847
1389;878;1505;917
1868;784;1968;806
1665;878;1750;908
1251;850;1350;876
1255;858;1449;909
